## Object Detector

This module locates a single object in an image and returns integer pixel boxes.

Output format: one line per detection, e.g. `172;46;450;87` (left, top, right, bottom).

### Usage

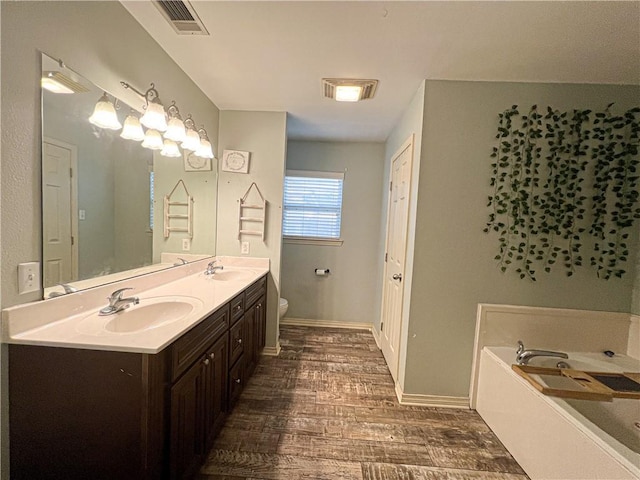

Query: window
283;170;344;244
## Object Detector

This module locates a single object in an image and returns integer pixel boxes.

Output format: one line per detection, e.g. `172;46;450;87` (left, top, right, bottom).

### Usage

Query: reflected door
380;135;414;382
43;139;78;287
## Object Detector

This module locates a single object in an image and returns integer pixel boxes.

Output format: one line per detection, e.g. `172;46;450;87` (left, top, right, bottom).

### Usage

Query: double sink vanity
2;256;269;479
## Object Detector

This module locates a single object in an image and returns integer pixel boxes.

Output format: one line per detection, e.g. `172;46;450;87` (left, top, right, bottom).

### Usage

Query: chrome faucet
516;340;568;366
173;258;188;266
204;260;224;276
99;288;139;315
47;283;78;298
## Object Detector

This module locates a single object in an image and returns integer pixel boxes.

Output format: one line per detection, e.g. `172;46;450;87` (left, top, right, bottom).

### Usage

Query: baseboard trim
261;342;281;356
395;382;469;409
280;317;374;332
371;325;381;349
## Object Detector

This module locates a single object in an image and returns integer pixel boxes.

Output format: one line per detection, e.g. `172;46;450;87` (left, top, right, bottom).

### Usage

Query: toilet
279;298;289;318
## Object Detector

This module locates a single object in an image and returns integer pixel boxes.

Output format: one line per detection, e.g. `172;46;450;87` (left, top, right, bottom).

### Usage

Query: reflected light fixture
164;101;186;143
141;129;164;150
181;115;201;152
120;112;145;141
88;92;122;130
41;76;74;94
161;139;182;158
195;127;215;159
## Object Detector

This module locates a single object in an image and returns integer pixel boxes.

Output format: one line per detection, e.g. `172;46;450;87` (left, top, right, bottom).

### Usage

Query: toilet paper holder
315;268;330;276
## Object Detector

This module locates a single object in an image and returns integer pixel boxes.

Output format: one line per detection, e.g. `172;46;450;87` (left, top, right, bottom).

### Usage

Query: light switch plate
182;239;191;251
18;262;40;294
241;241;250;255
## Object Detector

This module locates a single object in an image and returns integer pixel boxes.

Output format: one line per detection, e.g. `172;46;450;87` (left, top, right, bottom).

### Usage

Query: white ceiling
122;1;640;143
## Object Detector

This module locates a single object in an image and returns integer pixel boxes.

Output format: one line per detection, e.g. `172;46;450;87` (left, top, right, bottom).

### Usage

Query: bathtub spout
515;340;568;366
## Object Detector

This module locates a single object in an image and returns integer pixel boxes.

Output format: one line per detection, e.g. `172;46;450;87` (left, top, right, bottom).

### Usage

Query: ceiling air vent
322;78;379;102
154;0;209;35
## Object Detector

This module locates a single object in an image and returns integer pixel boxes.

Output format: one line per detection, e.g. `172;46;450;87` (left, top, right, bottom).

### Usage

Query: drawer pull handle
237;338;243;344
234;378;241;384
203;358;210;366
235;305;242;311
209;353;215;360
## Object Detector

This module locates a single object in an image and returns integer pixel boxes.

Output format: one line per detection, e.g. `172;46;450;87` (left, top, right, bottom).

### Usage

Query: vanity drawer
230;292;245;324
245;275;266;308
229;316;245;366
171;304;229;382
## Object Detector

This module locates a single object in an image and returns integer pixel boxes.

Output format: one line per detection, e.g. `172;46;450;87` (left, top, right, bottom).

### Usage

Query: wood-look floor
197;325;528;480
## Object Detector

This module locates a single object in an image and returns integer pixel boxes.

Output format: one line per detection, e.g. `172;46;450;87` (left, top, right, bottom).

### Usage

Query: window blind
283;170;344;239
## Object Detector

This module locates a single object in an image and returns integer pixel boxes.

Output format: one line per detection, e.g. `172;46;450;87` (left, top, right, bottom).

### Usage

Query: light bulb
141;129;164;150
164;117;186;142
88;93;122;130
140;101;167;132
120;114;145;141
160;139;182;158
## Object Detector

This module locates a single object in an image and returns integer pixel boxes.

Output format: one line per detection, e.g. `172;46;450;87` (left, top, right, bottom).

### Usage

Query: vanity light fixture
161;139;182;158
120;112;146;141
141;129;164;150
88;92;122;130
181;115;201;152
195;127;215;159
121;81;168;132
164;101;187;143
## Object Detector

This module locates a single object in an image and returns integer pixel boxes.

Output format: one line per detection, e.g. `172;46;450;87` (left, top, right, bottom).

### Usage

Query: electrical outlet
18;262;40;294
79;209;86;220
241;241;250;255
182;239;191;251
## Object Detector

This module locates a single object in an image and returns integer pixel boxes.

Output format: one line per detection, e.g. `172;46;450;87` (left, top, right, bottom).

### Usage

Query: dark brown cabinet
9;274;267;480
170;333;228;480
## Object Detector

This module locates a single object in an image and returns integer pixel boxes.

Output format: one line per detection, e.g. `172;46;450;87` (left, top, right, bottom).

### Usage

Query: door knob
392;273;403;281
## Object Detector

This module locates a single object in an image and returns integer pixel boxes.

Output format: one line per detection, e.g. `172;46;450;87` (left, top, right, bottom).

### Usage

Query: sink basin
205;268;257;282
76;296;203;335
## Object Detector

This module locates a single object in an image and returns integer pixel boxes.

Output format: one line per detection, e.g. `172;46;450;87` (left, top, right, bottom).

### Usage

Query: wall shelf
238;182;265;241
164;179;194;238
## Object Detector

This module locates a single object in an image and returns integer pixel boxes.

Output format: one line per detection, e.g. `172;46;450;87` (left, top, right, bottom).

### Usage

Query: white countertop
2;257;269;354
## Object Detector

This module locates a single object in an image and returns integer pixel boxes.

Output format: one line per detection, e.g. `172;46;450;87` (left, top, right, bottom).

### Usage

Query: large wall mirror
41;53;217;299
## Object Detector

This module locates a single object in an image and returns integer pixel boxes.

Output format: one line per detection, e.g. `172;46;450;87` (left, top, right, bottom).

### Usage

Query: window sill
283;236;343;247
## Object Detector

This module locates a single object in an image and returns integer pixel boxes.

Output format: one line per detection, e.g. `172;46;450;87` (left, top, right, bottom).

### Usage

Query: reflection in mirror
40;53;215;299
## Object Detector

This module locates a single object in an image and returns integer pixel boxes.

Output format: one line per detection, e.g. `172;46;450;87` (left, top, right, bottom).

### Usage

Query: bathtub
476;346;640;480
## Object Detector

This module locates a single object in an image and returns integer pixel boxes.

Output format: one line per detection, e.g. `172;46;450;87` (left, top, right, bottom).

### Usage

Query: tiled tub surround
470;304;640;480
2;256;269;353
477;347;640;480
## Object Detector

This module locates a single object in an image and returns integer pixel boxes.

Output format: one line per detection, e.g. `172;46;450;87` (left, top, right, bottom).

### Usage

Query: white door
380;135;414;381
43;139;78;288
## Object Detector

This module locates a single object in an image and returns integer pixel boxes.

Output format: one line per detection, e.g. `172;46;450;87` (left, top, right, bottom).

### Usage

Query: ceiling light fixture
41;70;89;94
322;78;379;102
88;92;122;130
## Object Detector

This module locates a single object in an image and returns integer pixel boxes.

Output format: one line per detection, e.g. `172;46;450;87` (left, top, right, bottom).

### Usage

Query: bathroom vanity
4;258;268;480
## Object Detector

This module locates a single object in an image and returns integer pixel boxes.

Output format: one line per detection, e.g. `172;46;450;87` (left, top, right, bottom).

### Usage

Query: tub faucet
204;261;224;275
99;288;139;315
515;340;568;366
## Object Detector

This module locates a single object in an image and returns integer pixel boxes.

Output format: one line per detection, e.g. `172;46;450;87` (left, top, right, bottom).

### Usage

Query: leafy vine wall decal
485;104;640;281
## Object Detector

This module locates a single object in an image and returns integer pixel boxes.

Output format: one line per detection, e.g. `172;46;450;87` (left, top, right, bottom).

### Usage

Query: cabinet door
228;355;245;408
203;333;228;450
244;304;257;377
255;295;266;351
170;356;207;480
